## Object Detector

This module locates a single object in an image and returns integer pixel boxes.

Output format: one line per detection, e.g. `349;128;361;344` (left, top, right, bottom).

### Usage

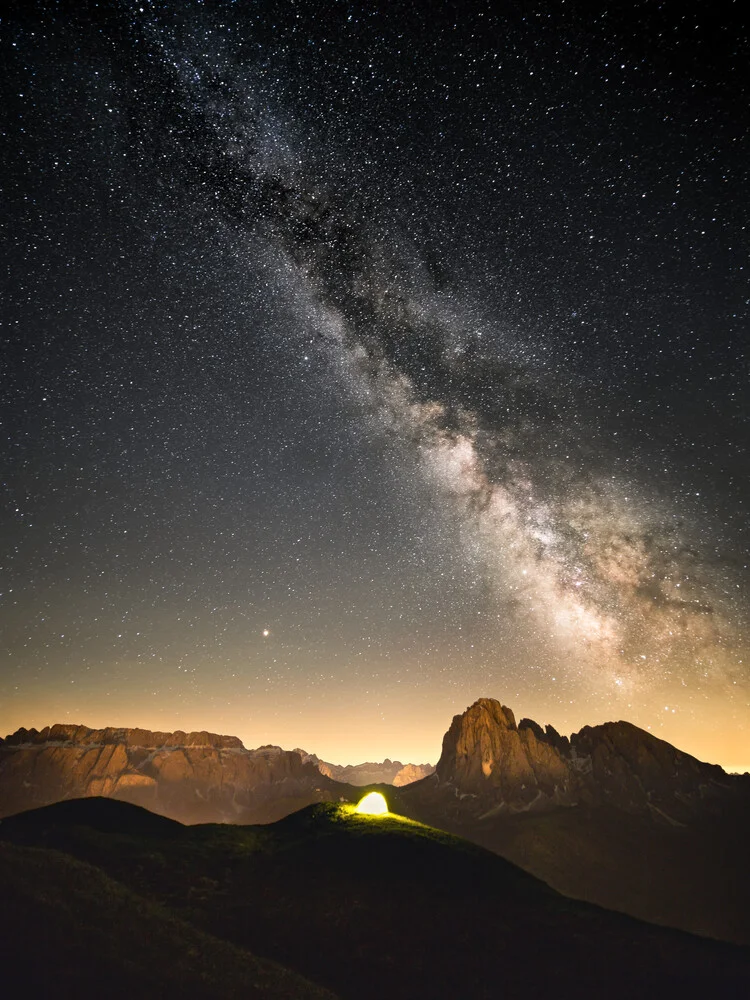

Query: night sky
2;0;748;768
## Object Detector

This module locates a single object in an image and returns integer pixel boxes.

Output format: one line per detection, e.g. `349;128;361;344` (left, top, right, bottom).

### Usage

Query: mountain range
301;752;434;786
0;724;431;824
3;698;749;946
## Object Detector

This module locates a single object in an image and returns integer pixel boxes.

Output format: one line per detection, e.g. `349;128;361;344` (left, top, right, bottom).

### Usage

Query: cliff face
434;699;573;808
0;726;346;824
423;697;732;822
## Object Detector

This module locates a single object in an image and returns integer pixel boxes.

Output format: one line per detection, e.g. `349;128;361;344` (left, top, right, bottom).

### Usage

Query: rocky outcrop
568;719;730;820
417;697;734;822
0;725;349;824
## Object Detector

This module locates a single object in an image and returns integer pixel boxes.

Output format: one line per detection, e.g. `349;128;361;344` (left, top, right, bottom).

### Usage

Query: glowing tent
355;791;388;815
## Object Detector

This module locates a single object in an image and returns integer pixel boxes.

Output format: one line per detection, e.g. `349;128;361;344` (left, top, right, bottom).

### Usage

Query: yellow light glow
355;791;388;815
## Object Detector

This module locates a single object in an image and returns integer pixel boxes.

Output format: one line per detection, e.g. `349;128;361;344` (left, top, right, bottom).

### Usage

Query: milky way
156;15;747;694
2;1;748;764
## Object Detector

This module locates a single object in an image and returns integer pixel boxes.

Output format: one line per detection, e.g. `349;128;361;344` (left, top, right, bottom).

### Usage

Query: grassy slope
2;797;750;999
389;784;750;948
0;838;336;998
468;805;750;944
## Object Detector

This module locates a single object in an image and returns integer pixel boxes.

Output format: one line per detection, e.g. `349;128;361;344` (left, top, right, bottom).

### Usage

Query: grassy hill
2;797;749;998
389;779;750;947
0;838;336;999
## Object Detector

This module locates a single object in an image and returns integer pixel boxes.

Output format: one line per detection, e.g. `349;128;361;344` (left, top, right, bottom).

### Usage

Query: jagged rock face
426;697;732;820
0;725;347;824
434;699;575;811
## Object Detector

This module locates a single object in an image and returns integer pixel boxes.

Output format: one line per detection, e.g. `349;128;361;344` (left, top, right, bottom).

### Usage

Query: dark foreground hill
1;797;749;999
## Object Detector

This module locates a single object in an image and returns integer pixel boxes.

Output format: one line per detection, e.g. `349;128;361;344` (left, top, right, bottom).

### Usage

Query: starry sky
2;0;749;768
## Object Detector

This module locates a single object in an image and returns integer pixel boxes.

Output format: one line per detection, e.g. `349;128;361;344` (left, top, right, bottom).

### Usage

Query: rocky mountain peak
428;697;735;820
435;698;571;806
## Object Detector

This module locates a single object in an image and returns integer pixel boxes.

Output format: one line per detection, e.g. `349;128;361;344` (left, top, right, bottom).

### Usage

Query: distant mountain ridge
2;723;245;749
0;723;341;824
298;752;434;787
0;724;433;824
2;703;743;825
